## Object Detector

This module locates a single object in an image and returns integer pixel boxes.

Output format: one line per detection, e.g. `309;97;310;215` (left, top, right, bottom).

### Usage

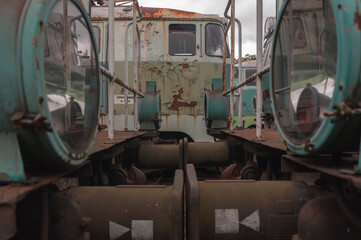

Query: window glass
169;24;196;56
205;23;229;57
44;0;99;153
272;0;336;142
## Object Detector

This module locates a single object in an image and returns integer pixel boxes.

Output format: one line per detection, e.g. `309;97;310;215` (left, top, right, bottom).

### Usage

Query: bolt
339;84;344;90
38;96;44;104
338;3;342;9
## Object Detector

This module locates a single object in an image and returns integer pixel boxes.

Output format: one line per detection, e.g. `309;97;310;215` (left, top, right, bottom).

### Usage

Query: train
0;0;361;239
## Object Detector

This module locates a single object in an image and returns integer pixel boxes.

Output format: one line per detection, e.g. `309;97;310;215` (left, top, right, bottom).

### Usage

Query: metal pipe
222;0;231;91
100;66;144;97
133;1;139;131
236;19;242;128
137;24;141;92
223;65;270;96
256;0;263;139
229;0;235;132
124;11;142;130
108;0;115;139
200;24;203;57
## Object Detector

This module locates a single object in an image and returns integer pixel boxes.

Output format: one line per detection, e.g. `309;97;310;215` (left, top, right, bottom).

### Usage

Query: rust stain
149;67;161;74
182;63;190;69
92;7;224;23
121;88;125;94
176;111;180;129
354;6;361;30
169;88;197;110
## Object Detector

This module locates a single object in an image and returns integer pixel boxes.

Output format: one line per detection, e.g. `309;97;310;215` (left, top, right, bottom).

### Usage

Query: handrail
223;65;270;96
123;0;143;131
100;66;145;98
223;0;243;129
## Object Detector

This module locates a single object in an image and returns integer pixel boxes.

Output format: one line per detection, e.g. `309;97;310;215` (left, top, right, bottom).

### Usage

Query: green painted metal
270;0;361;159
0;132;25;181
0;0;100;174
205;78;230;129
139;81;161;130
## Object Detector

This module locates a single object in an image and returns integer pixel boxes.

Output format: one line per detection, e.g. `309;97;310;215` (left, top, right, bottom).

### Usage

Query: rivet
338;3;342;9
38;96;44;104
339;84;344;90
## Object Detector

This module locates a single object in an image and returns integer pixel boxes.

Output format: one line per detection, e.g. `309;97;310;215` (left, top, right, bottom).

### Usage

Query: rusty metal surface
52;170;184;239
198;180;313;239
186;164;200;240
91;130;145;154
282;154;361;189
0;165;86;205
222;129;287;152
92;6;226;23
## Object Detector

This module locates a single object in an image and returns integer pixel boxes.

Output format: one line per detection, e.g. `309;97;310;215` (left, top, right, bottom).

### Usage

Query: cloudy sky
138;0;276;58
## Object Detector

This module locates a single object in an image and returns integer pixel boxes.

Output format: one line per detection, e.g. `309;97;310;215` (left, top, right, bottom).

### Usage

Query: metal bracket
11;112;52;132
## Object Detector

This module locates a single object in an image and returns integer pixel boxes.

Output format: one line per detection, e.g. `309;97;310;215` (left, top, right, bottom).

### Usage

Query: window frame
168;23;197;56
205;23;230;58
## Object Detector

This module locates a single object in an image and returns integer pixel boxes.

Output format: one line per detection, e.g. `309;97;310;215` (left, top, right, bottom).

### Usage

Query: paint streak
354;6;361;30
169;88;197;110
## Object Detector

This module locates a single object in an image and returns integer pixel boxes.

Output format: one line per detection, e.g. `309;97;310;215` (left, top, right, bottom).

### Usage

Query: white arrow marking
240;209;260;232
109;221;130;240
215;209;239;234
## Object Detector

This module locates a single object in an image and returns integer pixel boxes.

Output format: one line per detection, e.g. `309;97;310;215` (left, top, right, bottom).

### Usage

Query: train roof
91;6;227;24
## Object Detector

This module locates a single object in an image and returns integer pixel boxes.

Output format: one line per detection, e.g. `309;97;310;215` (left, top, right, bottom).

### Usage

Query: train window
272;0;337;143
205;23;229;57
245;69;257;86
92;26;100;53
169;24;196;56
44;0;99;153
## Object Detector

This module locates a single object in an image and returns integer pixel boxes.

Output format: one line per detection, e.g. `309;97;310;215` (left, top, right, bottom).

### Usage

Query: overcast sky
138;0;276;58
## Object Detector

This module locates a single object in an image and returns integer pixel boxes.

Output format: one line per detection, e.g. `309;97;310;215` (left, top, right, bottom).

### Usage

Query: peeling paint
169;88;197;110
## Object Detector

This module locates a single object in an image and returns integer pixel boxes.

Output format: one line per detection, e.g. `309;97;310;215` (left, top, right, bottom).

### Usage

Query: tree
241;54;256;62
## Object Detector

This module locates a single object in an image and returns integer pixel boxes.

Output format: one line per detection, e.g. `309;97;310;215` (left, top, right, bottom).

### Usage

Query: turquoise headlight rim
21;0;100;166
270;0;361;155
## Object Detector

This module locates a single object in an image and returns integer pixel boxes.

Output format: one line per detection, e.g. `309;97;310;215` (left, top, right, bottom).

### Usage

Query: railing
100;66;145;98
222;0;265;140
107;0;143;140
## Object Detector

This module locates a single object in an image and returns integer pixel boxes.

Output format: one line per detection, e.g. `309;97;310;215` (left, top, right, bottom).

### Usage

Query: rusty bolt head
38;96;44;104
339;84;344;90
338;3;342;9
80;217;92;228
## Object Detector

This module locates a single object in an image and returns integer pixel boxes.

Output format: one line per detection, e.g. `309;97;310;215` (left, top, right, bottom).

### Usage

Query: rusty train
1;0;361;239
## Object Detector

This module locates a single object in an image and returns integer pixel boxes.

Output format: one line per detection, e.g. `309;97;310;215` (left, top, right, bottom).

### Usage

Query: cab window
169;24;196;56
205;23;229;57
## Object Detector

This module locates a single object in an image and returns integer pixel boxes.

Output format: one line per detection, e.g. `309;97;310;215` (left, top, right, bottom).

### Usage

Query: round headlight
271;0;361;154
0;0;100;168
